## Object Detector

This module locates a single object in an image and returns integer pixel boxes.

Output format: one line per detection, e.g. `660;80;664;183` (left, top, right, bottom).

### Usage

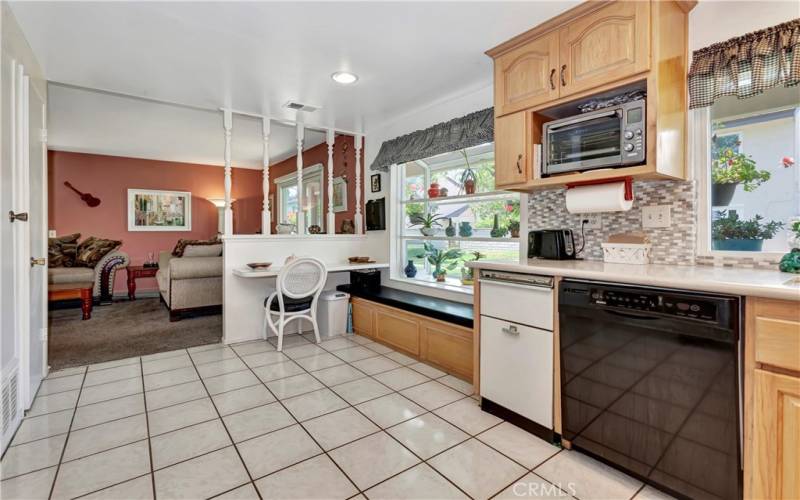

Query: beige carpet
48;298;222;370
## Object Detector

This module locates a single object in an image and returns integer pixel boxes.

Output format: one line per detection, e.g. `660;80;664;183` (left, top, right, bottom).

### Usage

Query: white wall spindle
354;134;363;234
223;109;233;235
261;117;271;235
295;123;305;235
326;129;335;234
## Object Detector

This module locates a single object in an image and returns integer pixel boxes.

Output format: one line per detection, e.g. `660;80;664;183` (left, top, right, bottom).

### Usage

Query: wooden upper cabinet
558;1;650;96
494;112;530;188
494;32;559;116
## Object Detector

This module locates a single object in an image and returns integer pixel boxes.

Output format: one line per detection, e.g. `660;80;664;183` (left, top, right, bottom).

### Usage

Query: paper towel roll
565;181;633;213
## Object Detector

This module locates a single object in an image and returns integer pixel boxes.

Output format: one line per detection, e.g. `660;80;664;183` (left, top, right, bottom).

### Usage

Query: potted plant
508;220;520;238
711;210;783;251
410;213;445;237
780;218;800;273
490;214;507;238
459;150;477;195
461;251;485;285
418;242;462;282
711;149;771;206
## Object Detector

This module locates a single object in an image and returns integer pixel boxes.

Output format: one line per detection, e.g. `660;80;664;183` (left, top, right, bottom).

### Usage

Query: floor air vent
2;372;19;436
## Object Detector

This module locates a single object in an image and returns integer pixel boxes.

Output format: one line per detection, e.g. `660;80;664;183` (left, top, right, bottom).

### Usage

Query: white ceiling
10;1;579;134
47;83;326;168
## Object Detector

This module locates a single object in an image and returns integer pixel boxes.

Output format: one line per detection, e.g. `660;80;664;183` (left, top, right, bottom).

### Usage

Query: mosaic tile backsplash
527;180;698;265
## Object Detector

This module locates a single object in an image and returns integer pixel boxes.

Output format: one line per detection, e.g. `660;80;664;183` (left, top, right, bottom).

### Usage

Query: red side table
126;265;158;300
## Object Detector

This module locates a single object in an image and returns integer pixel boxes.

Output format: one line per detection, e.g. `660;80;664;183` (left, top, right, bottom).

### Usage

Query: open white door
28;76;48;392
0;60;47;452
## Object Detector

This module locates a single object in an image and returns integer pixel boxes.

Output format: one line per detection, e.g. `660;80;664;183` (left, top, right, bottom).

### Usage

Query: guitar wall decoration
64;181;101;207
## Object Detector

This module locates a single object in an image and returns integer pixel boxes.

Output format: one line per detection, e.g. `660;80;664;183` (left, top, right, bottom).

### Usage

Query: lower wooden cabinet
746;297;800;500
350;297;473;382
752;369;800;500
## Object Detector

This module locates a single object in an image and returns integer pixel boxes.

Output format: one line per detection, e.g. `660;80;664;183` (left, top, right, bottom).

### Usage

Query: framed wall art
127;189;192;231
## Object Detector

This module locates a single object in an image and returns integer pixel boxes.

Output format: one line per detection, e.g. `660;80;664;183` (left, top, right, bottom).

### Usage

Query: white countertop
468;259;800;301
233;262;389;278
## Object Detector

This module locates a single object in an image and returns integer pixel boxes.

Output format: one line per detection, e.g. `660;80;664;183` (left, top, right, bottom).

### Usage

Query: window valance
688;19;800;109
369;107;493;172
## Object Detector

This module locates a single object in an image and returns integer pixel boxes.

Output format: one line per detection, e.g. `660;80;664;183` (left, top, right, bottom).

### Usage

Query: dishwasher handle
501;325;520;336
480;278;553;291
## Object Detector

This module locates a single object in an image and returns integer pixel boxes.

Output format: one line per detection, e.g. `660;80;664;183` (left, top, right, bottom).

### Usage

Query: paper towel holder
565;176;633;201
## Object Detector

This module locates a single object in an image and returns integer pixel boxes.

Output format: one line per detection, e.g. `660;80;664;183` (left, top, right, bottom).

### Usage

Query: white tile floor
2;333;669;500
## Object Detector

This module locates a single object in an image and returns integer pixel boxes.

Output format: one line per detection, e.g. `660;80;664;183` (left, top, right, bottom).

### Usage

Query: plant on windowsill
711;149;771;206
418;242;462;282
508;221;520;238
711;210;783;252
461;251;485;286
779;218;800;273
410;213;445;237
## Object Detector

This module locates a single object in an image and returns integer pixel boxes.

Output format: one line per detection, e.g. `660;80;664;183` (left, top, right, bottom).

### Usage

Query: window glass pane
404;163;426;201
427;143;496;194
281;185;298;225
710;87;799;252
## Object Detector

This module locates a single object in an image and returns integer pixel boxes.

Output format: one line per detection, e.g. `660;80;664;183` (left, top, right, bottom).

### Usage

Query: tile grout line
138;354;158;500
46;365;88;500
228;339;366;497
185;347;265;500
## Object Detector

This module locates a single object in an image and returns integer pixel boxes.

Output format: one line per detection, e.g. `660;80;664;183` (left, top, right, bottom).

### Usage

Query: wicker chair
263;258;328;351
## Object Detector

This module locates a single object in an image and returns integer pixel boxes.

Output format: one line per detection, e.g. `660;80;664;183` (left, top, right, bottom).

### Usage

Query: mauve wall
48;151;263;295
268;135;361;234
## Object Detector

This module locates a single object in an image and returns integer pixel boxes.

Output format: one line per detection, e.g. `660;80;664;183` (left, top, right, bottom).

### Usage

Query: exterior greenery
711;210;784;240
711;148;771;191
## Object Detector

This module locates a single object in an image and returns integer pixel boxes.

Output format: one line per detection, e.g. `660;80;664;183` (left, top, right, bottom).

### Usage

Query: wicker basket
601;243;652;265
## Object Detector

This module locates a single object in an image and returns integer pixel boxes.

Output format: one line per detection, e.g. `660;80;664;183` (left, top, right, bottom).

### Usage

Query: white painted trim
692;107;792;261
388;277;474;297
275;163;323;184
221;234;367;241
262;117;271;235
354;134;363;234
223;109;233;235
295;123;305;234
326;129;335;235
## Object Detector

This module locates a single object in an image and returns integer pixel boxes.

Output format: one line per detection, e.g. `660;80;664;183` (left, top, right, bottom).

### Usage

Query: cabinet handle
560;65;567;87
549;68;556;90
502;325;519;335
516;154;523;174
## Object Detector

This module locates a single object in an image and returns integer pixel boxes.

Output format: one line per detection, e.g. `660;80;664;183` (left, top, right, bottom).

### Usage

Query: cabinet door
494;111;530;188
494;32;559;116
558;1;650;96
752;369;800;500
351;299;374;339
420;322;473;382
375;307;420;355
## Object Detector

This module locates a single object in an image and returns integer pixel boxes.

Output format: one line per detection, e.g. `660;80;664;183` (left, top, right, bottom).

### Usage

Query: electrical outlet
642;205;671;228
582;214;602;229
48;230;57;238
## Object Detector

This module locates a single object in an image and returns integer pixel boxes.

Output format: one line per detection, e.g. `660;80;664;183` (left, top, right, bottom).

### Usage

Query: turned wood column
327;129;335;234
262;117;271;234
295;123;305;234
354;134;363;234
223;109;233;235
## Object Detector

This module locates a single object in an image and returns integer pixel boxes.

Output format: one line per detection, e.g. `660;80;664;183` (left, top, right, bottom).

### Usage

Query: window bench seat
337;285;474;381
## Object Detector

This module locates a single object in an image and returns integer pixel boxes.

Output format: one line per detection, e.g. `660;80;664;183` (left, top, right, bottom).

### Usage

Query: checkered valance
688;19;800;109
369;108;493;172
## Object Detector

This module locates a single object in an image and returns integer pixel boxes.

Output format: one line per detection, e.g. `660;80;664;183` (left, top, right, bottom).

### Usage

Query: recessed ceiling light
331;71;358;85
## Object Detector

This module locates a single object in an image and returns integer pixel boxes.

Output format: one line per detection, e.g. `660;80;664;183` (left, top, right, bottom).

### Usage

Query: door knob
9;211;28;223
30;257;46;267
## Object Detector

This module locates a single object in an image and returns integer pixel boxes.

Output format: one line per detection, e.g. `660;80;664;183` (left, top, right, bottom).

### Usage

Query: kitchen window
393;142;520;289
697;86;799;255
276;164;324;233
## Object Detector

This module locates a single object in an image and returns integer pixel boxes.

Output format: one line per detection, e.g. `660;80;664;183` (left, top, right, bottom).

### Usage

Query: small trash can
317;291;350;338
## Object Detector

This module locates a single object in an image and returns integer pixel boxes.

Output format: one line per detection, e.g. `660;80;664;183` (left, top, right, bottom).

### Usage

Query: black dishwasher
559;280;741;500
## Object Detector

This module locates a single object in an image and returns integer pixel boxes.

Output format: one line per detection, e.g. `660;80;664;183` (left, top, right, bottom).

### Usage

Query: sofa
48;234;130;303
157;243;222;321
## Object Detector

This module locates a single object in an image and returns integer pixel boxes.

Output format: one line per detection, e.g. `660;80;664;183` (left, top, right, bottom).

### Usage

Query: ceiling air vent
283;101;320;113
